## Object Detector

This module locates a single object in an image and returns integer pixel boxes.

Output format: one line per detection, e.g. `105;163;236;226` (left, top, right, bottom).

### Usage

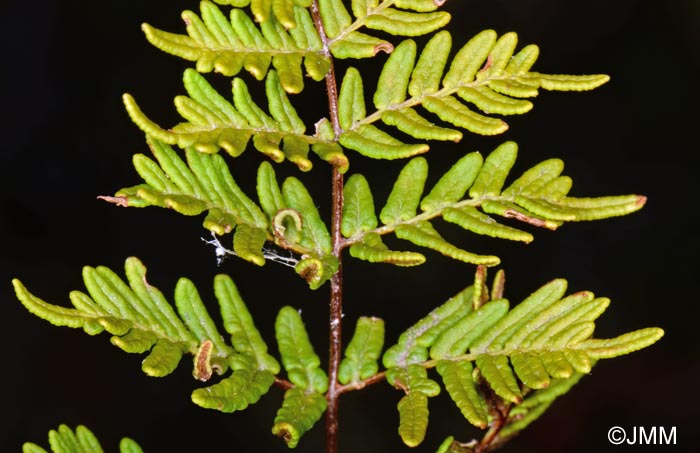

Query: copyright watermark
608;426;677;445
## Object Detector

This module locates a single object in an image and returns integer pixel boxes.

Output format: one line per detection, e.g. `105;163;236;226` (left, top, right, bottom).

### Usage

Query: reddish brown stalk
310;2;344;453
475;392;516;452
274;376;294;391
336;370;387;395
326;168;344;453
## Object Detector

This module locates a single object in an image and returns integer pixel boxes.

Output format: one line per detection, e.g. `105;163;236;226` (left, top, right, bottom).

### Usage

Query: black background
1;1;698;452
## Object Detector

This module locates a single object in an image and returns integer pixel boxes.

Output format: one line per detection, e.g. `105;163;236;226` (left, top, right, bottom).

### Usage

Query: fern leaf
380;156;428;224
365;8;450;37
339;124;429;159
374;39;417;109
436;360;488;429
330;31;394;59
378;275;663;439
442;207;534;243
111;140;338;279
109;137;274;244
319;0;440;58
383;286;474;369
272;387;328;448
341;174;378;238
458;280;659;404
124;70;323;169
395;222;501;265
573;328;665;358
191;367;276;412
498;373;585;439
430;299;509;359
276;306;328;392
233;224;268;265
420;152;483;212
476;355;523;403
338;317;385;384
332;30;608;158
387;364;440;447
317;0;352;39
257;160;286;218
282;177;332;255
14;257;281;416
470;279;569;353
215;274;280;372
23;425;143;453
342;141;645;268
338;67;367;131
469;141;518;198
16;259;280;414
397;391;430;447
321;0;450;60
143;1;328;92
349;232;426;266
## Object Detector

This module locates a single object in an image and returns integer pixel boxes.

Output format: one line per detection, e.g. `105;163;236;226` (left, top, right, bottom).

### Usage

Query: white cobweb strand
202;233;299;268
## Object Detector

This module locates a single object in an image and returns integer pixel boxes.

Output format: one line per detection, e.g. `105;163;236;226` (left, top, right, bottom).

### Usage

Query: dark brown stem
326;167;344;453
310;2;344;453
475;397;514;452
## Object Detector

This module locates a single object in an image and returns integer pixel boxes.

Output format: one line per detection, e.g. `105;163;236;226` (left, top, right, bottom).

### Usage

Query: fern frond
335;31;609;159
497;372;585;440
143;1;328;93
319;0;449;59
276;306;329;392
208;1;305;25
106;140;339;288
388;364;441;446
124;69;344;170
272;387;328;448
14;258;281;414
378;288;477;446
380;275;662;446
338;316;385;384
273;307;328;447
106;136;274;256
22;425;143;453
342;141;646;267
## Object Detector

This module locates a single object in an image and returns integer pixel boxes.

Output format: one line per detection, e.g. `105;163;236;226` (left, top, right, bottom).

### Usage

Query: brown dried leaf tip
97;195;128;207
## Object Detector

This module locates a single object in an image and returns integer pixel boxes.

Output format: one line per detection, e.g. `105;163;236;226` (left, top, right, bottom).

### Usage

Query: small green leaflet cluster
12;259;663;450
144;1;328;94
336;30;608;159
105;137;337;289
273;307;329;447
13;259;330;448
127;0;607;167
22;424;143;453
343;141;646;267
123;68;348;171
319;0;450;58
143;0;450;91
105;139;644;287
381;276;663;448
433;373;585;452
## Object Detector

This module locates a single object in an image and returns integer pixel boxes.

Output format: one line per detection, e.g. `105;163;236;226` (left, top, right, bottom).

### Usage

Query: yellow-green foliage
16;1;662;452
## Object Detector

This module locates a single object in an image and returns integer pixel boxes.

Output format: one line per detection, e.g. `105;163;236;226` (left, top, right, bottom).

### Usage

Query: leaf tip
97;195;129;207
272;422;298;447
374;42;395;55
